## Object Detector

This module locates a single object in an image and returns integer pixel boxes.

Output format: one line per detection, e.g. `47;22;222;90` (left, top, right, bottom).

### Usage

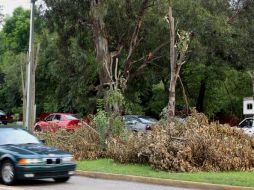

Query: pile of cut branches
107;110;254;172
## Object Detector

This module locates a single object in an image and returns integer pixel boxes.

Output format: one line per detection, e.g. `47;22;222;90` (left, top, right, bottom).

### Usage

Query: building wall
243;100;254;115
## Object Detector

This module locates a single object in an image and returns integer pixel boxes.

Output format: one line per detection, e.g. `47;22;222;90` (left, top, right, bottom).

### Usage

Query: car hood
1;144;70;157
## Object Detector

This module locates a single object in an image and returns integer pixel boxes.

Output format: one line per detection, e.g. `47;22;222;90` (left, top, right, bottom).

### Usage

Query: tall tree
166;7;190;122
44;0;169;94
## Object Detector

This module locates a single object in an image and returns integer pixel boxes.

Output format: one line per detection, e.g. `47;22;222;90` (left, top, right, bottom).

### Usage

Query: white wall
243;100;254;115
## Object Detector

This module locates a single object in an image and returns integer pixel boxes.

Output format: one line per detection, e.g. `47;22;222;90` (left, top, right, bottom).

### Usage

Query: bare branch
127;41;169;81
179;76;189;114
227;0;251;24
124;0;150;74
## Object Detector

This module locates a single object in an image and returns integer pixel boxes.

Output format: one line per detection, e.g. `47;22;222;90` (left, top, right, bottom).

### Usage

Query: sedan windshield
138;116;157;123
0;128;41;145
65;115;79;120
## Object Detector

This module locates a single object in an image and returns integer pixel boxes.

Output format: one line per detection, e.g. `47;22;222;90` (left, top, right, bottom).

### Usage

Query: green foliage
96;98;105;111
1;1;254;121
124;92;144;115
93;110;125;147
147;81;167;116
2;7;30;52
105;89;125;111
111;115;125;137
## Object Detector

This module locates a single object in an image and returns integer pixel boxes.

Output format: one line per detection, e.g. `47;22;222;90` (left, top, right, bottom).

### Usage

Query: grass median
77;159;254;187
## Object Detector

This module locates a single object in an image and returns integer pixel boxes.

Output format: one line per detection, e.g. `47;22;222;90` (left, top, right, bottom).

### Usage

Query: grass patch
77;159;254;187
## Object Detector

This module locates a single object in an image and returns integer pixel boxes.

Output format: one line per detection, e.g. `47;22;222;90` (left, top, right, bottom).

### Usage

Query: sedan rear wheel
1;160;16;185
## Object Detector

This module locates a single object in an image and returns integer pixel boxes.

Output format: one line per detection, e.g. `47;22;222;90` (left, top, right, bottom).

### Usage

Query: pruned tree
31;43;40;125
20;43;40;127
20;53;28;126
166;7;190;123
248;71;254;96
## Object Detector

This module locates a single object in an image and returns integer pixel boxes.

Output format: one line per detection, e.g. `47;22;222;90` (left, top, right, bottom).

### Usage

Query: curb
76;170;254;190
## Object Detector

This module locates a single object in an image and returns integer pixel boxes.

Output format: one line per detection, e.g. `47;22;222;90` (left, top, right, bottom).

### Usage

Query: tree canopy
0;0;253;121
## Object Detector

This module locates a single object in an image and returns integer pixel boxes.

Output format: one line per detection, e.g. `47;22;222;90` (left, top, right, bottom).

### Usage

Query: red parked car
34;113;81;132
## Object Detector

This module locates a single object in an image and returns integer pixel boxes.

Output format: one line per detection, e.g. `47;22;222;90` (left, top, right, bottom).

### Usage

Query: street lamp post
25;0;36;130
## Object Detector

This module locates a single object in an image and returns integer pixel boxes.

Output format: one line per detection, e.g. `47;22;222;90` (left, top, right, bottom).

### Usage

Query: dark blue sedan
0;127;76;185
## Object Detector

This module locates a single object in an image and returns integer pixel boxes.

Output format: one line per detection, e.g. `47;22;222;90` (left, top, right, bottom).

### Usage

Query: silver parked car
237;117;254;136
123;115;158;132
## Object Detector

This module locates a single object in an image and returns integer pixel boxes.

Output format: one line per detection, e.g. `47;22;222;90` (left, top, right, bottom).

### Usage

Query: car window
0;110;5;116
65;114;79;120
239;119;254;128
138;116;157;123
54;114;62;121
124;116;138;123
45;115;54;121
0;128;41;145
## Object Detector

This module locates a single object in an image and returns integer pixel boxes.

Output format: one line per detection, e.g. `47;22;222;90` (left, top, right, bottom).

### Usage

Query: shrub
107;110;254;172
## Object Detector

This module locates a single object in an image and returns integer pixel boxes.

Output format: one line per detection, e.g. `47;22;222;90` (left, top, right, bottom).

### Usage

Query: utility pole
25;0;36;130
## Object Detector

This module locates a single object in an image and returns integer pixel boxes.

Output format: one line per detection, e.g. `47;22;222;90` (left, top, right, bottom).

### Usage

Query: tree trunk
196;79;206;112
91;0;111;94
247;71;254;96
167;7;176;122
20;54;28;126
30;43;40;126
166;7;190;123
252;72;254;96
168;76;177;122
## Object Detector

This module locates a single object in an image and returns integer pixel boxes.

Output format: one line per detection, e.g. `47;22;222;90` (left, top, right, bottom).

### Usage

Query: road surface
0;176;197;190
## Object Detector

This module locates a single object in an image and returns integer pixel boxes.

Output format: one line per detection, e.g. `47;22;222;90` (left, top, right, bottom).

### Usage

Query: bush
107;110;254;172
37;124;102;160
93;111;125;148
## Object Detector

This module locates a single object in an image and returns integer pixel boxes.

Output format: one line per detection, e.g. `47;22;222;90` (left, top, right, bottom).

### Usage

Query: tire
34;125;42;132
1;160;16;185
2;121;7;125
54;177;70;183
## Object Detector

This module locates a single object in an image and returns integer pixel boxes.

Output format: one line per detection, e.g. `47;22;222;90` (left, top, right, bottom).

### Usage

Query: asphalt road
0;176;197;190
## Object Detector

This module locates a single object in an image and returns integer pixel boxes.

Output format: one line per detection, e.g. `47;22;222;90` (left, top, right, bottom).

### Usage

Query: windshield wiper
1;144;16;146
20;143;40;145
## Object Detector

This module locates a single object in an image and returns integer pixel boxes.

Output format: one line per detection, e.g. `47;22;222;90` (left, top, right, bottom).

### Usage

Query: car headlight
62;156;74;163
18;158;44;165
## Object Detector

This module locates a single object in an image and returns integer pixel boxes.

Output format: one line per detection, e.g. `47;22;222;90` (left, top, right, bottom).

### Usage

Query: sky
0;0;42;17
0;0;30;16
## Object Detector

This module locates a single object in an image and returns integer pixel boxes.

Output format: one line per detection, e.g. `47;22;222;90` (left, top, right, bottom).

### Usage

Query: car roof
49;113;74;115
241;117;254;121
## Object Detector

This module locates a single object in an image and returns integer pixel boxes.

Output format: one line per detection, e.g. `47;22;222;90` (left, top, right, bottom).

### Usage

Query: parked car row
33;112;158;133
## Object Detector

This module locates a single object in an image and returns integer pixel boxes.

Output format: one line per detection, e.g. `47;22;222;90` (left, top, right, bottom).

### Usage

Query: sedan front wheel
1;160;16;185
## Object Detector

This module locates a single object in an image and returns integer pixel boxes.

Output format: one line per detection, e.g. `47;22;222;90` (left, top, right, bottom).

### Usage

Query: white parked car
123;115;158;132
237;117;254;136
